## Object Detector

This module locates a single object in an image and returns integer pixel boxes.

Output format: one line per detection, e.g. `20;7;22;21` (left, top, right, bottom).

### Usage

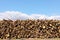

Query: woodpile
0;19;60;39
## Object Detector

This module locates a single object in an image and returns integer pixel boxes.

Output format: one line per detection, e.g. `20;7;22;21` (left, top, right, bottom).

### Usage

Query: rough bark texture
0;19;60;39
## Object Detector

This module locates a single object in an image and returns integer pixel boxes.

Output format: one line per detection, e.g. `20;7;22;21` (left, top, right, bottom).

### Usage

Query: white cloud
0;11;60;20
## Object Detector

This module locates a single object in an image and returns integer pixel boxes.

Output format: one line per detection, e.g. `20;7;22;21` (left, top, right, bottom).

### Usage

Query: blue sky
0;0;60;16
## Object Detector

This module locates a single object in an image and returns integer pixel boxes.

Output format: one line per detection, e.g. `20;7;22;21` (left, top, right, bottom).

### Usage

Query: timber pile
0;19;60;39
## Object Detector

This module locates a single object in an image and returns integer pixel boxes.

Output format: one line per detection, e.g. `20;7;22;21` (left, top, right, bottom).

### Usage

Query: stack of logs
0;19;60;39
